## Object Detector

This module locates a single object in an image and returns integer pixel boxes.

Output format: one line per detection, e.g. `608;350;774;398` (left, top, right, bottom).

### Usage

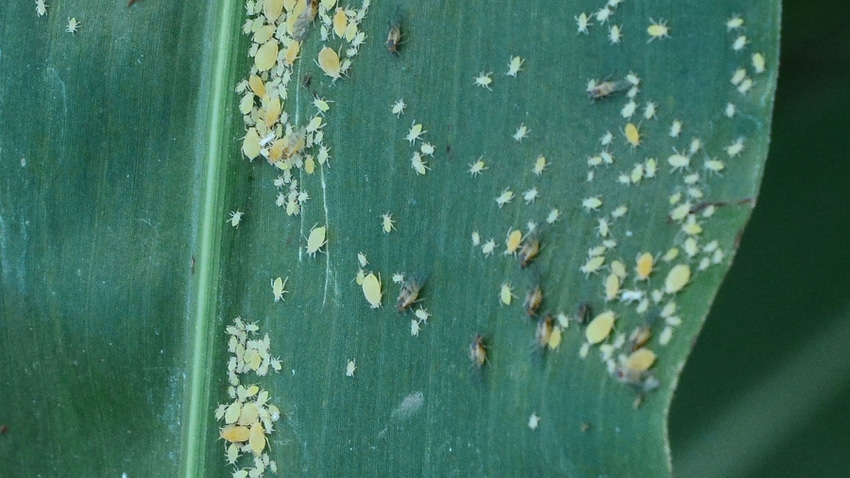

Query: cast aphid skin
504;228;523;255
468;157;488;176
621;100;638;118
469;334;488;369
391;99;406;116
396;272;426;312
595;6;612;24
362;272;383;308
306;225;327;257
547;208;561;224
646;18;669;41
635;253;654;280
406;121;426;144
609;25;622;44
732;35;749;51
528;413;541;430
474;71;493;90
380;213;396;233
482;238;496;256
66;17;80;33
495;188;515;208
271;277;289;302
522;187;539;204
471;231;481;246
36;0;47;16
534;315;554;350
228;210;245;228
506;55;525;77
585;311;616;344
317;47;342;80
513;123;530;142
499;282;515;305
518;235;541;268
582;196;602;211
587;80;626;100
726;15;744;31
524;286;543;317
624;123;641;148
575;13;592;34
345;359;356;377
391;272;405;284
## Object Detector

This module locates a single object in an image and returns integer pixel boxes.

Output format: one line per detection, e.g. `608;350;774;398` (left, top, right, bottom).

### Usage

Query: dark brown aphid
469;334;488;369
518;235;541;268
524;286;543;317
575;302;592;325
396;272;426;312
0;424;7;435
586;80;628;100
629;325;652;351
535;315;554;348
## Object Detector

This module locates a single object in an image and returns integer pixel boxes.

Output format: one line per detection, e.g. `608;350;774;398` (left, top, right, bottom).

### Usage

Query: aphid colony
215;317;282;476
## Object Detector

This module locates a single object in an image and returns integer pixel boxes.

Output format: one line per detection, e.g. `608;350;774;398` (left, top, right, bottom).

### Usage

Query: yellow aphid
645;157;658;178
586;311;616;344
548;326;562;350
248;75;266;97
624;122;641;147
414;307;430;323
726;15;744;31
420;142;435;157
344;20;358;42
504;229;523;255
469;334;488;368
610;260;627;279
362;273;382;308
332;7;347;37
495;188;515;208
518;235;540;268
499;282;515;305
228;210;244;228
306;115;324;134
264;0;284;22
406;122;426;144
670;202;691;222
582;196;602;211
665;264;691;294
255;40;278;72
306;225;327;257
535;315;554;348
284;40;301;65
248;422;266;455
271;276;288;302
635;252;654;280
263;97;281;125
684;237;699;257
237;402;260;426
224;401;242;424
647;18;669;41
346;359;356;377
524;286;543;317
468;158;488;176
238;93;253;115
604;273;620;301
506;55;524;77
546;208;561;224
663;248;679;262
752;52;766;73
732;35;749;51
355;268;365;285
253;24;276;44
66;17;80;33
313;96;332;114
242;128;261;160
220;425;251;443
317;47;342;80
532;155;548;175
581;256;605;276
474;71;493;90
626;348;656;372
397;273;425;312
704;158;725;174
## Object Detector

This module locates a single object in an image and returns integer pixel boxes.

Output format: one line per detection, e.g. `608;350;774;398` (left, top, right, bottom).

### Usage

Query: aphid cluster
214;317;282;475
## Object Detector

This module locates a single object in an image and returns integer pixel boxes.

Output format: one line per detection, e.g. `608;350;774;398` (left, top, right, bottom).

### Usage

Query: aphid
752;52;766;73
535;315;554;349
635;253;654;280
668;151;690;171
604;273;620;301
646;18;669;41
585;311;616;344
380;213;396;233
391;272;406;285
624;123;641;148
731;68;747;86
481;239;496;256
345;359;356;377
524;286;543;317
411;152;430;175
732;35;749;51
474;71;493;90
469;334;488;369
726;137;745;157
532;155;548;175
313;96;332;114
574;302;592;326
471;231;481;246
548;325;562;350
506;55;524;76
737;78;754;95
669;202;691;222
248;422;266;455
332;7;348;37
468;157;488;176
581;256;605;276
228;210;244;228
504;228;524;256
608;25;622;44
306;224;327;257
66;17;81;33
601;131;614;145
595;6;612;24
582;196;602;211
664;264;691;294
397;272;426;312
317;47;342;80
391;99;406;117
575;13;592;34
256;40;279;71
522;187;539;204
621;100;638;118
725;102;737;118
669;120;683;138
645;157;658;178
420;142;435;157
611;205;628;218
546;208;560;224
36;0;48;16
495;188;515;208
362;272;383;308
513;123;530;142
406;121;426;144
414;307;430;323
518;235;541;268
271;277;288;302
643;102;657;120
705;158;725;174
597;218;610;237
726;15;744;31
499;282;515;305
410;319;421;336
220;425;251;443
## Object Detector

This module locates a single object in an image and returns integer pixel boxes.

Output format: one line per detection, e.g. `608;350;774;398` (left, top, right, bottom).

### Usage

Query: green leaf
0;0;780;475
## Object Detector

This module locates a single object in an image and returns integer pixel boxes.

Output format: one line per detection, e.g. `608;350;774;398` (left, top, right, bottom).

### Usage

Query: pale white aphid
595;7;612;24
471;231;481;246
313;96;332;113
468;157;488;176
499;282;515;305
523;187;539;204
647;18;669;41
532;155;548;175
726;137;745;157
420;142;435;157
306;225;328;257
611;205;628;218
546;208;560;224
36;0;48;16
481;238;496;256
626;72;641;86
495;188;514;208
411;152;430;175
600;131;614;146
582;196;602;211
752;53;766;73
608;25;622;44
66;17;80;33
391;99;406;117
737;78;754;95
405;122;426;144
414;307;430;323
228;211;244;228
357;252;369;268
669;120;683;138
731;68;747;85
597;218;610;237
645;157;658;178
726;15;744;31
621;100;638;118
271;277;288;302
381;213;396;233
506;56;524;77
643;102;657;120
580;256;605;276
474;71;493;90
732;35;749;51
410;319;421;337
512;123;530;142
575;13;592;34
725;102;737;118
392;272;405;284
528;413;541;430
345;359;356;377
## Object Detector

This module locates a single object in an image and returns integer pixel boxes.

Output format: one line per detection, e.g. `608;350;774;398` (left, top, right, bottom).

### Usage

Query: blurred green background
670;0;850;476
